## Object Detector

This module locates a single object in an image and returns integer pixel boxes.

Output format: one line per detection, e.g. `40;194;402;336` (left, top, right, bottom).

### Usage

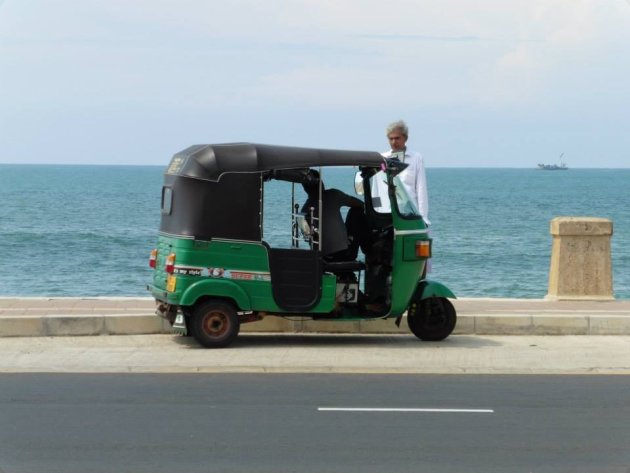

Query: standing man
382;120;430;225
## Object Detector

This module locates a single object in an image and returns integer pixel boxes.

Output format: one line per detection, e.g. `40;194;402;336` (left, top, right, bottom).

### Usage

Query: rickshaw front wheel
407;297;456;341
190;300;240;348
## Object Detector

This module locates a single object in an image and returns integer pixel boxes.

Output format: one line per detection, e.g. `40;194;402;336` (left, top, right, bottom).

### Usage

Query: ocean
1;164;628;299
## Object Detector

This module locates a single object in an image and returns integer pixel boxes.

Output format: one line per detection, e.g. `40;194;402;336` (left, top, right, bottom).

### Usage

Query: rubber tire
407;297;456;341
190;300;240;348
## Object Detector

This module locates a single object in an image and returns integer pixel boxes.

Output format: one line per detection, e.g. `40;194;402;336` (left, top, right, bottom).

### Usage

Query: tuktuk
148;143;456;347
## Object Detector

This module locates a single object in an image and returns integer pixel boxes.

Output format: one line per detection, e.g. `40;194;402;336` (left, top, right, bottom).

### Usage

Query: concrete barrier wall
547;217;614;301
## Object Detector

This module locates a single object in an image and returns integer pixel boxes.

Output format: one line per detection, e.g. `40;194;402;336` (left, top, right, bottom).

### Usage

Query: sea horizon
2;162;630;170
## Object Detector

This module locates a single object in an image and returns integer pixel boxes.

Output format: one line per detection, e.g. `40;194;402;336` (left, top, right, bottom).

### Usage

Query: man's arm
414;153;430;225
328;189;363;208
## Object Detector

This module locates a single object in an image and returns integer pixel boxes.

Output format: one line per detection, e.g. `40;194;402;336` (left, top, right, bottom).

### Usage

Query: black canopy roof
165;143;385;182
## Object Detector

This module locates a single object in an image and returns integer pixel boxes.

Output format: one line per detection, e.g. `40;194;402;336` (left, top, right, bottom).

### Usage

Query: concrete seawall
1;297;629;337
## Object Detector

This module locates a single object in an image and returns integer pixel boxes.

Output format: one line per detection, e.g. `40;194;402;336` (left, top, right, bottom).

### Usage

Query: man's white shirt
381;149;430;225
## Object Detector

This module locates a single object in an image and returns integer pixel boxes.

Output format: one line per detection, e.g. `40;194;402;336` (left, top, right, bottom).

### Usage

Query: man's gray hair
386;120;409;138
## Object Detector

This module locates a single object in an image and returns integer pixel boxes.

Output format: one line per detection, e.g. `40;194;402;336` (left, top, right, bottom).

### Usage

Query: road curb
2;312;630;337
2;297;630;337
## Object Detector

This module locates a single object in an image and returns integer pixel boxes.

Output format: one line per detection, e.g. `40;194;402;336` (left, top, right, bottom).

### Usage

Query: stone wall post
546;217;614;300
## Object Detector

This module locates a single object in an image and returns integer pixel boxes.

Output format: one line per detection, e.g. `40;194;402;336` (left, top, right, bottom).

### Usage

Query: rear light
415;240;431;258
149;249;158;268
165;253;176;273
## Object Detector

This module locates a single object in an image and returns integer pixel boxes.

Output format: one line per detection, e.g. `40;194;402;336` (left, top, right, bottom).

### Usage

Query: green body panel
194;239;270;270
417;279;457;300
188;273;336;313
152;235;336;313
180;279;252;308
388;212;430;316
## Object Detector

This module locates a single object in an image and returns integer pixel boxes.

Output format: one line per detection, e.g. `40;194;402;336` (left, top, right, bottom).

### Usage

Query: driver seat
322;259;365;274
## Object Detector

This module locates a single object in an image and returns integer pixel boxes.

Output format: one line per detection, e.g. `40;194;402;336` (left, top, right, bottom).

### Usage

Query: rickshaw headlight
165;253;176;273
149;249;158;269
415;241;431;258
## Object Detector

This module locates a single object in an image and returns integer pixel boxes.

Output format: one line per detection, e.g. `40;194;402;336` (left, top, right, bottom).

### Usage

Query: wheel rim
201;310;230;338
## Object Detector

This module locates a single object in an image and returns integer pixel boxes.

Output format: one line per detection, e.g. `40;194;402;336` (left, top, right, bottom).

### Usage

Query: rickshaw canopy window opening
161;186;173;216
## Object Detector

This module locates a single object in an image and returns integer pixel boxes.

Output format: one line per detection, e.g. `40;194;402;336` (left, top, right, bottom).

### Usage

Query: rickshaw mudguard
416;280;457;300
179;279;252;310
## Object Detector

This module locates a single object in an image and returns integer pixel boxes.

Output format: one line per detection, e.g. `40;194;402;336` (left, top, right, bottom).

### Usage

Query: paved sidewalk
1;334;629;374
1;297;629;337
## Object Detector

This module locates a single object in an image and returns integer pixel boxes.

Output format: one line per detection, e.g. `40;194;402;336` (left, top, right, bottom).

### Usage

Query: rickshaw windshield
369;172;420;218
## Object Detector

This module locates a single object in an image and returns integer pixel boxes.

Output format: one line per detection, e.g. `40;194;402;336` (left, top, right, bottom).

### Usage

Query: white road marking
318;407;494;413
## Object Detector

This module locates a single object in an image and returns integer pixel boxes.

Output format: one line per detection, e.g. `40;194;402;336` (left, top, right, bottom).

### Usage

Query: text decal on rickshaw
228;271;271;282
172;265;271;281
166;156;187;175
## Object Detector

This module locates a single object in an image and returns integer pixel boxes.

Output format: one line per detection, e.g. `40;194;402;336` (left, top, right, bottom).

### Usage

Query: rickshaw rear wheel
190;300;240;348
407;297;456;341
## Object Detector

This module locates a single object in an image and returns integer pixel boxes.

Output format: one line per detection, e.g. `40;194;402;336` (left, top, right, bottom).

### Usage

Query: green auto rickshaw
148;143;456;348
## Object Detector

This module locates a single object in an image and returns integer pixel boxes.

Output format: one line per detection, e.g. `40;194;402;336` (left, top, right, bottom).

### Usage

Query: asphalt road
1;374;629;473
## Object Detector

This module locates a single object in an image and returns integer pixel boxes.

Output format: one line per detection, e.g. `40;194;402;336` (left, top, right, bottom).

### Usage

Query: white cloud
1;0;629;165
2;0;628;111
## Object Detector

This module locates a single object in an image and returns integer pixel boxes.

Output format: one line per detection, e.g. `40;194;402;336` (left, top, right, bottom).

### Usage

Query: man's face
387;130;407;151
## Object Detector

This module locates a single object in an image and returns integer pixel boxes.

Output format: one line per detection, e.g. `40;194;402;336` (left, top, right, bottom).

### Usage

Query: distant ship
538;153;568;170
537;163;568;170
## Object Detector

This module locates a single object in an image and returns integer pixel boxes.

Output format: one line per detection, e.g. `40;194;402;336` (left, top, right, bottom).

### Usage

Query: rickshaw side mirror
385;157;409;177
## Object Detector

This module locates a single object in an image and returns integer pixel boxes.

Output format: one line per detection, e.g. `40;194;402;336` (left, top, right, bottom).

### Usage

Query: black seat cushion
323;260;365;273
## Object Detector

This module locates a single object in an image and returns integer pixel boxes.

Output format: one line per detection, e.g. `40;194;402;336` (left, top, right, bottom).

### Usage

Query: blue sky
1;0;629;167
